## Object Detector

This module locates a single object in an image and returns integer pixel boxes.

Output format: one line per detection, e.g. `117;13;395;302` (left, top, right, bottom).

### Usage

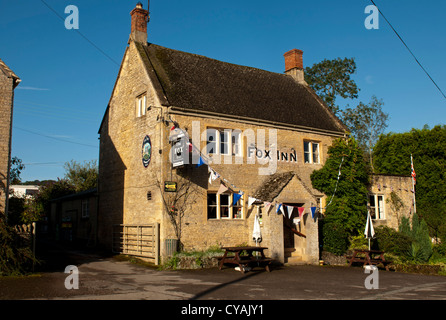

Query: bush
321;221;349;255
0;216;37;276
374;226;412;259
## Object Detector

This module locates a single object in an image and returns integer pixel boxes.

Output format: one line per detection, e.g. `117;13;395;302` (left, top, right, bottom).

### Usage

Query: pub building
97;3;413;265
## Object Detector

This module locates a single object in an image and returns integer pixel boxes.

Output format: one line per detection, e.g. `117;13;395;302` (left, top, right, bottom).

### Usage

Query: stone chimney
130;2;149;43
284;49;306;85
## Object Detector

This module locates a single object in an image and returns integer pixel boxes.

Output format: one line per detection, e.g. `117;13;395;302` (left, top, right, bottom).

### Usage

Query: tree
305;57;359;115
374;125;446;242
158;167;200;251
311;138;370;238
63;160;98;192
10;156;25;184
341;95;389;171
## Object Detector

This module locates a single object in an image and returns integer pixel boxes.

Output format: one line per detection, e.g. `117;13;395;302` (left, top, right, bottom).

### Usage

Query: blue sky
1;0;445;182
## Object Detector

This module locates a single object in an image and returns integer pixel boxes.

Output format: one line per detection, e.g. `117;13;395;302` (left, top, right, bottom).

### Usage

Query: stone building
368;174;414;230
0;58;20;217
98;3;412;265
98;3;348;265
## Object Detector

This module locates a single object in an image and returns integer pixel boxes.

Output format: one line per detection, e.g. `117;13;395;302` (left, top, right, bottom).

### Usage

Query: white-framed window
207;192;243;220
206;128;242;156
304;141;320;164
136;94;147;117
81;199;90;219
369;194;385;220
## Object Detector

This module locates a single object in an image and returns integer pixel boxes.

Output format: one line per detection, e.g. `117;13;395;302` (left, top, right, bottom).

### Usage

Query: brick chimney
130;2;149;43
284;49;306;85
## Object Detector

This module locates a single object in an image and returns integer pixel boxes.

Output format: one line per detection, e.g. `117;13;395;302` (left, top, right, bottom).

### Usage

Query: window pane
304;141;311;163
206;129;217;154
220;131;230;155
207;193;217;219
377;195;384;219
220;194;230;218
312;143;319;163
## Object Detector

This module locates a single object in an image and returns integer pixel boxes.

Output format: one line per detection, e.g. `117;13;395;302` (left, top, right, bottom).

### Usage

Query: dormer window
136;94;147;117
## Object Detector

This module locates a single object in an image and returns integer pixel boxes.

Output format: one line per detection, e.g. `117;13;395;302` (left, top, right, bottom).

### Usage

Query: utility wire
14;126;98;149
370;0;446;100
39;0;120;66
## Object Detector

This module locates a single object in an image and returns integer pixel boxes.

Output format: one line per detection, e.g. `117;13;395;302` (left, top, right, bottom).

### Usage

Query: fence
112;224;159;265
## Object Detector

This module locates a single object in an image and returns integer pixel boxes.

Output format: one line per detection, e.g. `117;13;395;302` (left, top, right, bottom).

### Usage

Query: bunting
297;207;305;218
310;206;317;219
286;205;294;219
217;183;228;195
248;197;257;207
233;192;243;206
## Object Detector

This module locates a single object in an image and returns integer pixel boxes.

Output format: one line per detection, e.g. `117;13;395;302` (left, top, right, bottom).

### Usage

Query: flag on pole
411;154;416;185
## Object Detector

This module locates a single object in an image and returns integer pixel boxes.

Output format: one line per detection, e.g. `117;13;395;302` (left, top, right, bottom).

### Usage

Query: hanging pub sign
169;129;189;168
164;181;177;192
142;135;152;168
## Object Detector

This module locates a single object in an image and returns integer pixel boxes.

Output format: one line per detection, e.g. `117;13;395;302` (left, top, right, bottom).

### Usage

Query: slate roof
137;43;346;135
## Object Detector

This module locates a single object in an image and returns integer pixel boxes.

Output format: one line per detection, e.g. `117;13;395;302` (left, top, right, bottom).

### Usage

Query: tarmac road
1;246;446;302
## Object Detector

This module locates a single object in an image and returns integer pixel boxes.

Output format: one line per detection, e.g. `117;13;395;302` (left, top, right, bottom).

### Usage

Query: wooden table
218;246;273;273
346;249;391;271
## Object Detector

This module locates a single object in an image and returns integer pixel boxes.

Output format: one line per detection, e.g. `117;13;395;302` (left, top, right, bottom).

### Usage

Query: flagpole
411;154;417;215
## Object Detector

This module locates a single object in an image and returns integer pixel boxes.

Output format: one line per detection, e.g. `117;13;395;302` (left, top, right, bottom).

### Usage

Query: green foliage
0;215;37;276
374;226;412;259
348;235;368;251
320;220;349;255
373;125;446;241
341;96;389;171
9;156;25;184
311;137;370;234
63;160;98;192
399;213;433;262
305;57;359;115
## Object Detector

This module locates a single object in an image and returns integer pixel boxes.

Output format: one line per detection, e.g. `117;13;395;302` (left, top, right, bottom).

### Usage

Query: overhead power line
370;0;446;100
14;126;98;149
39;0;120;66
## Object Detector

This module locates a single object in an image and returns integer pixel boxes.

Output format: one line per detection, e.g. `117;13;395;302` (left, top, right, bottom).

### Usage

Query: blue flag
196;156;205;168
233;193;242;206
310;207;317;219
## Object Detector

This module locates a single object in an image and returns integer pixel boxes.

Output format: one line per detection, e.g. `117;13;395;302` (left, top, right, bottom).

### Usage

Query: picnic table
346;249;391;271
218;246;274;273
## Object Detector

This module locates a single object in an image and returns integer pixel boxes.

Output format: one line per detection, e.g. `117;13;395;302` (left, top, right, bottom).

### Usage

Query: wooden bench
346;249;391;271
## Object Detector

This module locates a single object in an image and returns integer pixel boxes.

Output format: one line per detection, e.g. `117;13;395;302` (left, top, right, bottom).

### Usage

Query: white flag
248;197;257;207
286;205;294;219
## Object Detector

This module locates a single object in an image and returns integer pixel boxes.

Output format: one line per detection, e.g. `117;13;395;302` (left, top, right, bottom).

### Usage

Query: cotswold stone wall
369;174;414;230
0;72;13;214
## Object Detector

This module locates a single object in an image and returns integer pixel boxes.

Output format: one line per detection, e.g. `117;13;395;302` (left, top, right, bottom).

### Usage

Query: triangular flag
196;156;205;168
295;218;301;225
275;203;282;214
280;204;286;216
298;207;305;218
310;207;317;219
287;205;294;219
248;197;257;207
233;192;242;206
208;168;220;184
217;183;228;195
264;202;272;214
